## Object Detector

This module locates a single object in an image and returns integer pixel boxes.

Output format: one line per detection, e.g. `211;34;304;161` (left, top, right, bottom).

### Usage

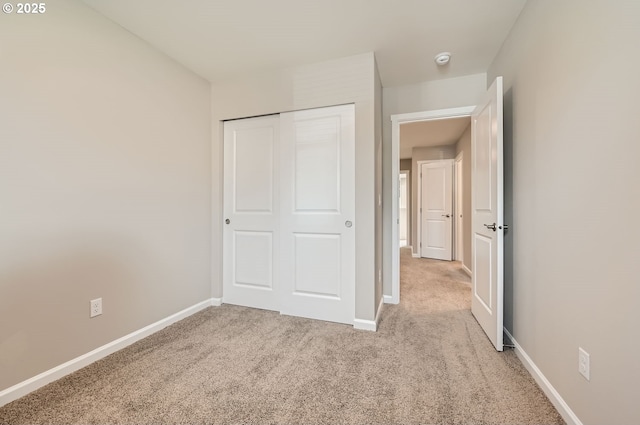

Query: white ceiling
400;117;470;159
80;0;526;87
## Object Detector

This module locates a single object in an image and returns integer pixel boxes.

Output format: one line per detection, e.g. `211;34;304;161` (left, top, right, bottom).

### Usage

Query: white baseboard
504;328;583;425
383;294;398;304
211;297;222;306
352;318;376;331
412;253;420;258
353;297;384;332
0;298;218;408
462;265;472;277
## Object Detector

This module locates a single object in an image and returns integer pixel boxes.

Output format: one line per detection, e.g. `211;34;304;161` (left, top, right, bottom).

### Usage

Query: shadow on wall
503;87;514;334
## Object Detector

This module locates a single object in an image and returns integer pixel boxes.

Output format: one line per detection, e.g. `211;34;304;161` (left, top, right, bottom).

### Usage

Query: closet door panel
280;104;355;325
223;115;280;311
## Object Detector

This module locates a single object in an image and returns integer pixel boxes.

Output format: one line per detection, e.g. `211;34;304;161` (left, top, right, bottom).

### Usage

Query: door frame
389;106;475;304
454;152;464;262
399;169;410;248
416;159;454;259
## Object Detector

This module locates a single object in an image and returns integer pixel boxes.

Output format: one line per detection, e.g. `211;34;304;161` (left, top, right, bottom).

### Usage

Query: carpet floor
0;248;564;424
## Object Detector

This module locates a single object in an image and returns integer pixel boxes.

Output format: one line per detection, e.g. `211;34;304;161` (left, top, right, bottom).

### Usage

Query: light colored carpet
0;248;564;424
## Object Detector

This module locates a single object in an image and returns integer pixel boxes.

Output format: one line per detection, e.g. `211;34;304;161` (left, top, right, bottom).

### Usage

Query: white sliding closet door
223;115;280;311
279;104;355;324
222;105;355;325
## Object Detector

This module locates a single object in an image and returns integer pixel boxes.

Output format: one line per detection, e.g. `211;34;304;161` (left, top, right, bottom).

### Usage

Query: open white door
420;160;453;261
471;77;504;351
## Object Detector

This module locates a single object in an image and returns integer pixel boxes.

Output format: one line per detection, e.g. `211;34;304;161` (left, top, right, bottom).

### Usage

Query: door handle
441;214;451;218
225;218;230;224
484;223;497;231
345;220;353;228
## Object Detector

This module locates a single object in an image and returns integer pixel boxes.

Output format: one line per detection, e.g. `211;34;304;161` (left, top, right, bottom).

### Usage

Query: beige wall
382;75;486;296
454;125;472;271
410;145;457;257
399;159;413;173
210;53;380;321
489;1;640;424
0;0;212;392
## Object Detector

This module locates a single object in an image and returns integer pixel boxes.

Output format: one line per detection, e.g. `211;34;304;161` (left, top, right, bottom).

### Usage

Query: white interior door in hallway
223;104;355;325
419;160;453;261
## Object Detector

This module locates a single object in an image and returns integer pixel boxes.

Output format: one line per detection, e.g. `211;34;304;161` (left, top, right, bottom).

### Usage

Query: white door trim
415;160;427;258
454;152;464;262
389;106;475;305
399;169;410;248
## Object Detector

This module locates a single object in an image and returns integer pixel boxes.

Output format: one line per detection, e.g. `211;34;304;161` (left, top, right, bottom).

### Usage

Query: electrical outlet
90;298;102;318
578;347;590;381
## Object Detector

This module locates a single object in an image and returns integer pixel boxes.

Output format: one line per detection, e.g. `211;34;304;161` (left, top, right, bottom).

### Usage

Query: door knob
345;220;353;228
225;218;230;224
442;214;451;218
484;223;497;231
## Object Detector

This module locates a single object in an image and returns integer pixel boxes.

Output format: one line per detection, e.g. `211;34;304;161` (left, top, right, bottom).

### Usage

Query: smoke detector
434;52;451;66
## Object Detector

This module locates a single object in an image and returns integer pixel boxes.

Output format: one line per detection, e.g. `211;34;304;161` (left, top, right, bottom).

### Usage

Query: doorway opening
389;77;505;351
390;106;475;304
